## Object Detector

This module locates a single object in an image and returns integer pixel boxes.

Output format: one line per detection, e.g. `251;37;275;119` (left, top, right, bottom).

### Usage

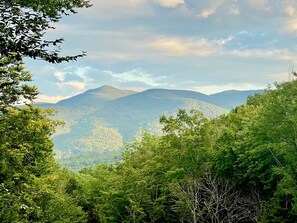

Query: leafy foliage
0;0;91;63
0;0;90;222
0;57;38;111
67;80;297;222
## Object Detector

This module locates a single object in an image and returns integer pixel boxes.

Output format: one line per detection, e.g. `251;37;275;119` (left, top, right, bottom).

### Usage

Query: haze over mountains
38;85;263;170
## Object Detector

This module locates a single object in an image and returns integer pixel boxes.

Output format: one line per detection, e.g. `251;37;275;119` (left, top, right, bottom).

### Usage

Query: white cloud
54;71;65;81
285;5;295;16
230;49;275;58
104;69;166;87
155;0;184;8
229;49;295;61
196;0;225;18
58;81;86;91
36;95;69;103
285;16;297;32
217;35;234;46
197;8;217;18
230;4;240;15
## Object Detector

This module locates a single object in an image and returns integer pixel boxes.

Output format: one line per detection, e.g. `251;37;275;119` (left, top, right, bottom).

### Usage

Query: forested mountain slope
38;86;262;170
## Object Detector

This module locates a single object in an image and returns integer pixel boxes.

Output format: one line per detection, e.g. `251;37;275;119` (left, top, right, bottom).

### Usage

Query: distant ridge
106;88;263;110
207;89;264;109
39;86;263;109
56;85;136;106
36;85;264;170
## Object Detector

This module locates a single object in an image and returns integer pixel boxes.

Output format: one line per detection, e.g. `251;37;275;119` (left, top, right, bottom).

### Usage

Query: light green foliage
0;0;91;221
159;109;211;177
245;82;297;221
80;121;123;151
210;81;297;221
0;106;56;222
33;169;87;223
67;165;126;223
0;71;87;221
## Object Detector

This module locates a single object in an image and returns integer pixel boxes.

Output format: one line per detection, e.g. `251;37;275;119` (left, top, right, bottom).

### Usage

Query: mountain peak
57;85;136;106
101;84;112;88
99;85;118;90
86;85;117;92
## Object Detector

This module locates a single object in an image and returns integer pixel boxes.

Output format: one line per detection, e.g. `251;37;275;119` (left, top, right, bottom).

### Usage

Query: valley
38;85;263;170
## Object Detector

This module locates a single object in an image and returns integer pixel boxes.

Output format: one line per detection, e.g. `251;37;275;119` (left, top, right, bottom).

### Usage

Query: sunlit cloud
229;49;295;61
36;95;69;103
284;5;295;16
230;49;276;58
148;37;217;56
229;4;240;15
54;71;65;82
155;0;185;8
285;17;297;32
195;0;225;18
217;35;234;46
58;81;87;91
197;8;217;18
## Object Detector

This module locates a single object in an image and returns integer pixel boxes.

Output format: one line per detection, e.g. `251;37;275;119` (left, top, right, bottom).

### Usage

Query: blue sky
26;0;297;102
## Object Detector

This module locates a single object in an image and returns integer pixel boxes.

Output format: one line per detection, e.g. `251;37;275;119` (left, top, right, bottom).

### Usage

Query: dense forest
1;0;297;222
2;68;297;222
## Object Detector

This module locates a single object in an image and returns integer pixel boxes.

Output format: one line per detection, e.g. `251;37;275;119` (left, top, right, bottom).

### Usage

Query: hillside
38;86;263;170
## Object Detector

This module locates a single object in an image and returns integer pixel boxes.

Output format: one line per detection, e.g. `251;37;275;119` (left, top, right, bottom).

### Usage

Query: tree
0;57;38;111
0;106;59;222
0;0;91;63
210;80;297;221
171;174;260;223
0;0;91;222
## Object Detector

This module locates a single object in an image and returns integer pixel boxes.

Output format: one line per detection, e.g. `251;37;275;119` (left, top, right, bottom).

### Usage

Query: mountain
135;89;263;110
207;90;264;109
87;89;227;140
37;86;263;170
56;85;136;106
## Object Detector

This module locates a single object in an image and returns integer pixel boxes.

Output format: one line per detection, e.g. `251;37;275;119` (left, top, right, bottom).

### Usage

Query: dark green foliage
0;57;38;110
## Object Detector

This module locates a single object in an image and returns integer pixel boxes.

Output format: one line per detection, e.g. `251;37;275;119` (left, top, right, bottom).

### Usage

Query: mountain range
38;85;263;170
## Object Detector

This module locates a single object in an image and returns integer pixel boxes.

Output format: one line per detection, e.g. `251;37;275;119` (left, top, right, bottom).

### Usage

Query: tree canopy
0;0;91;63
0;0;91;222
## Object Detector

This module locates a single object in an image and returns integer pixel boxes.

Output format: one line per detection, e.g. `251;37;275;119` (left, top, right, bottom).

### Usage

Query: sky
25;0;297;103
